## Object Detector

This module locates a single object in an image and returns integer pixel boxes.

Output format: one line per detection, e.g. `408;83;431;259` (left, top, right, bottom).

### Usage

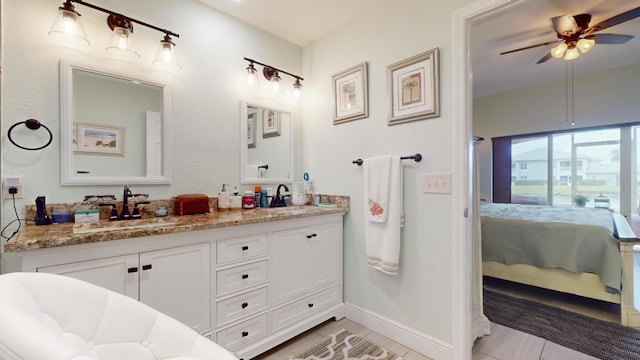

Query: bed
480;202;640;327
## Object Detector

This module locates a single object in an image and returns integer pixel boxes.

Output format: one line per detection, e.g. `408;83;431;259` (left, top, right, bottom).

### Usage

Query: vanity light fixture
50;0;181;69
243;57;304;99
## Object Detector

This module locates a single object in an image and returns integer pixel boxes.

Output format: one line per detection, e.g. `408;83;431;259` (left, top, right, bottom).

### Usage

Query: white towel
363;155;403;275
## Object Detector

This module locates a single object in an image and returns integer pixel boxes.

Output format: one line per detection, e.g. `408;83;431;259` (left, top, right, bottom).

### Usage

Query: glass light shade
292;80;303;99
550;43;568;58
268;72;282;94
49;8;90;47
106;27;140;59
245;64;261;89
153;38;181;70
577;38;595;53
564;46;580;60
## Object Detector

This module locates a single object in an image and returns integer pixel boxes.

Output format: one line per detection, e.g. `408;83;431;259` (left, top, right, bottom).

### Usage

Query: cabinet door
270;227;312;304
310;222;342;289
139;243;211;334
37;255;139;299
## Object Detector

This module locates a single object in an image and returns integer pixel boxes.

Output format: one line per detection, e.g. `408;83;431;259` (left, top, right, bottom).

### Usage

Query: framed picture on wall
75;123;124;156
247;113;257;148
387;48;440;125
263;110;281;138
332;62;369;124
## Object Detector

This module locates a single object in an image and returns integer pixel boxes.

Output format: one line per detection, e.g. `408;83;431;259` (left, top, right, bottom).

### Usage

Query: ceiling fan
500;6;640;64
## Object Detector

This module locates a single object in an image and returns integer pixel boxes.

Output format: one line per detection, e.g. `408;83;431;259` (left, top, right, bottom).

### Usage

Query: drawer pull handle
127;267;138;273
312;233;317;237
242;331;249;337
306;234;313;239
241;302;249;309
242;245;249;251
241;274;249;279
308;303;314;308
142;264;152;271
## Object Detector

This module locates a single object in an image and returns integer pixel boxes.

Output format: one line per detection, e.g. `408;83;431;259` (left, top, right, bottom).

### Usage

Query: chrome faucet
120;185;133;219
270;184;289;207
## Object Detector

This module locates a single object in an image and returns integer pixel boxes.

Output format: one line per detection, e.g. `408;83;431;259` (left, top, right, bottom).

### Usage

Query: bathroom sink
73;217;178;234
267;206;318;215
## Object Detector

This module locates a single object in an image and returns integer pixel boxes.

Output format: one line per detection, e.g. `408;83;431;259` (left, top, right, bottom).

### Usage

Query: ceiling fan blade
588;33;634;44
500;40;561;55
536;52;553;64
585;6;640;34
552;15;578;35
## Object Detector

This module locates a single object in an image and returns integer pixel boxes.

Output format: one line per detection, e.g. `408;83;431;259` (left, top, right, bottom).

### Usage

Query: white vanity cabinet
14;212;345;360
21;233;212;337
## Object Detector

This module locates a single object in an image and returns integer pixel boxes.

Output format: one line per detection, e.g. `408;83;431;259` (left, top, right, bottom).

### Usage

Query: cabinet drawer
216;287;268;326
271;285;341;331
216;260;268;295
216;313;268;351
217;234;268;265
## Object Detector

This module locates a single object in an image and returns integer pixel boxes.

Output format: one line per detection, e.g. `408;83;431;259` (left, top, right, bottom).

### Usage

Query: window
493;126;624;212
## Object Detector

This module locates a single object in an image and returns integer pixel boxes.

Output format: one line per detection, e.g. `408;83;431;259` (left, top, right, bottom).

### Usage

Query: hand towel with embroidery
363;155;403;275
365;156;392;223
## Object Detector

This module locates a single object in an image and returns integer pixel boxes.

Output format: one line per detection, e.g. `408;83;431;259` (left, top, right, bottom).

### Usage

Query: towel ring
7;119;53;151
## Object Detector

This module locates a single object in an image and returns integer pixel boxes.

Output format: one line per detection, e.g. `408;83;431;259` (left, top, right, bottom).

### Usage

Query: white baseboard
345;302;453;360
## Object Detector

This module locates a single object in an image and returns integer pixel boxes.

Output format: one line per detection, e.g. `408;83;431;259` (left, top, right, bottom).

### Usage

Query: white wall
1;0;301;220
302;0;473;345
473;63;640;201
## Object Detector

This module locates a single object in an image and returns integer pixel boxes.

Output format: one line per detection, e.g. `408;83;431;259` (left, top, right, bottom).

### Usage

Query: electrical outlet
422;173;451;194
3;176;24;199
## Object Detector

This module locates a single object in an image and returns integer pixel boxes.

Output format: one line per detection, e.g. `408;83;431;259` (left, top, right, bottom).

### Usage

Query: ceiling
198;0;640;97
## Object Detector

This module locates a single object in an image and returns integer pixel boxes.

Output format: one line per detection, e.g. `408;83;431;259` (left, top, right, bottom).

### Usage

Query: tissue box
175;194;210;215
75;209;100;224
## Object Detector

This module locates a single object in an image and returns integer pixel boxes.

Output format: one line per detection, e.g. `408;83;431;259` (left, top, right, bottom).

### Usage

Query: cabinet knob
241;274;249;279
242;245;249;251
308;303;314;308
241;302;249;309
127;267;138;273
241;331;249;337
142;264;152;271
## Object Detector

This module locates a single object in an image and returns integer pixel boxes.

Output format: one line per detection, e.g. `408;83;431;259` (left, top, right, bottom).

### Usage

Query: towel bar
352;153;422;166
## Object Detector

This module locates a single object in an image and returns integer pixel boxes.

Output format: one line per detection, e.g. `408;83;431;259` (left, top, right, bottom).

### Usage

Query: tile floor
252;277;616;359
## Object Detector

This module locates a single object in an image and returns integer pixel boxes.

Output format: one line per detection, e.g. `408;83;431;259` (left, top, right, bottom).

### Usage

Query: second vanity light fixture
244;57;304;99
49;0;181;70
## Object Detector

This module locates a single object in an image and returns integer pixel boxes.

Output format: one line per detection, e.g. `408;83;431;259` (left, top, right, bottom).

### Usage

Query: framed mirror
240;100;293;184
60;60;171;185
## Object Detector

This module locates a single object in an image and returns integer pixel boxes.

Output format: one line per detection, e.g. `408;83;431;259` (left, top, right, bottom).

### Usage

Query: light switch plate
422;173;451;194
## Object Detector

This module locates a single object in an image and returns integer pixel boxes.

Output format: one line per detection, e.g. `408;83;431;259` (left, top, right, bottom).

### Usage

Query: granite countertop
5;205;348;253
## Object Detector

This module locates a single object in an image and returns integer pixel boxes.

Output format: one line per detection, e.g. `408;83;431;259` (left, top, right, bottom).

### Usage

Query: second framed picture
387;48;440;125
263;110;281;138
332;62;369;124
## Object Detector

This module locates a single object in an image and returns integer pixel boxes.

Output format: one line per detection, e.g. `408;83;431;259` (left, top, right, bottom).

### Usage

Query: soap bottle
218;184;229;212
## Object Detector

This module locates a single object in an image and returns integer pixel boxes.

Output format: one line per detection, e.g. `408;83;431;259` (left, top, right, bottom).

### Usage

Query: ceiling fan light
577;38;595;53
550;43;568;58
564;46;580;60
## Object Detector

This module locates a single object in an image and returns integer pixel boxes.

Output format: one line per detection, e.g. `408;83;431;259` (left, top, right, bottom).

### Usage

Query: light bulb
576;38;595;53
564;46;579;60
550;43;568;58
270;72;281;93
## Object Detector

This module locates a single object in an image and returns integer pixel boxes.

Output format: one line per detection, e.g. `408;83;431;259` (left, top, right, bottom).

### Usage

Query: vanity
5;205;347;359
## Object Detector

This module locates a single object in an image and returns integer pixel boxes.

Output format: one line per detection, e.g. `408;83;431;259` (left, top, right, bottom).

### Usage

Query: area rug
483;288;640;360
288;329;403;360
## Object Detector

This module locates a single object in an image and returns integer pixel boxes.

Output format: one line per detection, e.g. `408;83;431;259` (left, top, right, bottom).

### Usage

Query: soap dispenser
218;184;230;212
